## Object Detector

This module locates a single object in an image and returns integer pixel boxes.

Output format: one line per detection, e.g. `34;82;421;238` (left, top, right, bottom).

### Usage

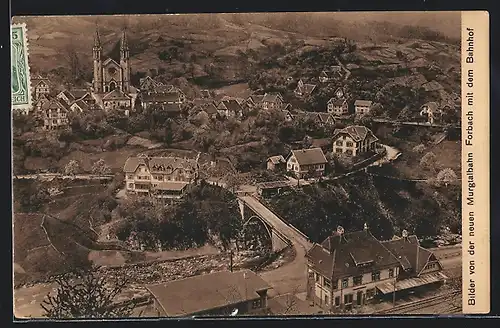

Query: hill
14;213;98;285
12;13;460;86
265;172;460;244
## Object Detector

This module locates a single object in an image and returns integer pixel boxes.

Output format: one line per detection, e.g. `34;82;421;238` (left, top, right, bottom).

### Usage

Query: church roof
102;58;121;67
102;89;131;100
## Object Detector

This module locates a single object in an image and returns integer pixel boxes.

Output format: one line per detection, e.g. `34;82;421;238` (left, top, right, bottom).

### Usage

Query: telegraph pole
230;249;233;272
392;277;396;307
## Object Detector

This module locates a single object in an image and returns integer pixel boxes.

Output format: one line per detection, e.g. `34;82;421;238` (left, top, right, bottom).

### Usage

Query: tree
419;151;438;172
41;265;138;318
63;160;81;176
436;168;458;187
91;159;111;176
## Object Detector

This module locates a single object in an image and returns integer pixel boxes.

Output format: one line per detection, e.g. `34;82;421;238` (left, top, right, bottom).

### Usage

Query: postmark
11;23;32;111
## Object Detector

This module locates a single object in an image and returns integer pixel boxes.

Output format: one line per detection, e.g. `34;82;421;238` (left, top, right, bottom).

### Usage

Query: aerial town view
12;12;462;318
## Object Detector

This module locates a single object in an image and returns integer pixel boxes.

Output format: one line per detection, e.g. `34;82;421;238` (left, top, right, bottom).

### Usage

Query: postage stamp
11;11;490;319
11;23;32;111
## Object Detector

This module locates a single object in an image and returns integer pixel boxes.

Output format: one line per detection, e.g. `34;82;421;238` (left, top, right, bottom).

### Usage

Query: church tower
92;25;103;93
120;28;130;93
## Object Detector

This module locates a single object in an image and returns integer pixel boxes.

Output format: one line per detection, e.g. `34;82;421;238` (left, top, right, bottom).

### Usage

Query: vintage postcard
11;11;489;319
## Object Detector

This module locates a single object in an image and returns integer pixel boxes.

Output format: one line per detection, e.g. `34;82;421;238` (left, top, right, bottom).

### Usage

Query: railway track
377;290;461;315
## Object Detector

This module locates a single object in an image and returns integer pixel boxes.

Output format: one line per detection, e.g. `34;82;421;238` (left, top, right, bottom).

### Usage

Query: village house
327;98;349;116
294;79;317;98
203;103;218;119
266;155;286;171
56;90;76;106
280;109;294;123
262;93;284;110
34;94;51;112
332;125;378;156
123;155;198;199
31;75;52;101
305;226;447;312
141;92;183;113
70;99;90;113
244;95;265;110
420;102;442;124
354;100;373;116
317;113;336;126
145;270;272;317
200;89;212;99
216;99;243;119
296;111;336;126
256;181;292;198
102;89;132;113
40;99;70;130
286;148;328;179
319;66;343;83
327;87;349;115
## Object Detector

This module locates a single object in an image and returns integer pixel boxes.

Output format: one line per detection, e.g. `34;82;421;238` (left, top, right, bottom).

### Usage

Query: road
14;173;114;181
238;196;313;297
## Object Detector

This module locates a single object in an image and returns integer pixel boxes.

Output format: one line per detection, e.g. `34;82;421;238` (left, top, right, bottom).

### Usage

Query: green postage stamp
11;23;32;110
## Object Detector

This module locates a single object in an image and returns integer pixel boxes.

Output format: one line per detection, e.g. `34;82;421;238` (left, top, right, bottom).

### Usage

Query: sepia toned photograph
11;11;477;319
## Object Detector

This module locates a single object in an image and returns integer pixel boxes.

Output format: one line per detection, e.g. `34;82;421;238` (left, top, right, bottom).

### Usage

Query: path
238;195;313;297
372;118;460;129
14;173;114;181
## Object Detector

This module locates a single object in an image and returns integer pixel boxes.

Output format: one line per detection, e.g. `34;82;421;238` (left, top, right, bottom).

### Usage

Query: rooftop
123;156;197;173
145;270;272;317
354;100;373;107
290;148;328;166
267;155;286;164
306;229;401;279
102;89;131;100
153;182;189;191
333;125;378;143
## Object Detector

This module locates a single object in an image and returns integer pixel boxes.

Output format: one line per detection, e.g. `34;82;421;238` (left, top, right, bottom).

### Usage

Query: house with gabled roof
332;125;378;156
354;100;373;116
262;93;284;110
70;99;90;113
305;226;447;312
216;99;243;119
319;66;343;83
123;155;199;199
327;98;349;116
244;95;265;109
203;103;218;119
102;89;132;112
31;75;52;101
286;147;328;179
40;99;70;130
280;109;294;123
145;270;272;317
294;79;317;98
56;90;76;106
317;113;336;126
266;155;286;171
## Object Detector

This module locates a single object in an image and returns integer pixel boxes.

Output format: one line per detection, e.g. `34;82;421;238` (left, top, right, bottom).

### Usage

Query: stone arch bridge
237;195;296;253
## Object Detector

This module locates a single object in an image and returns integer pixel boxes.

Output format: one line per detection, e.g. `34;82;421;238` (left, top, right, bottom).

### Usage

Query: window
389;269;394;278
315;273;320;282
342;278;348;288
336;141;343;146
336;148;343;153
333;279;338;290
127;175;134;180
353;275;363;286
346;141;353;147
324;278;331;289
346;149;353;155
344;294;353;305
128;183;134;189
252;299;262;309
335;296;340;307
371;271;381;282
366;289;376;300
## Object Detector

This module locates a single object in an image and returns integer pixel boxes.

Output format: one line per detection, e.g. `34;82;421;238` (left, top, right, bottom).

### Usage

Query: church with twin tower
91;26;137;112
